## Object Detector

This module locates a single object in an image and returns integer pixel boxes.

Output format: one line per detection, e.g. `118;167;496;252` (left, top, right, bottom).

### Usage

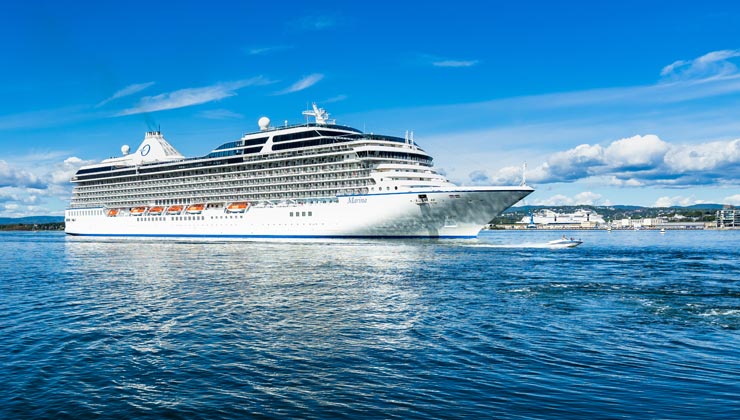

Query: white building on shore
716;207;740;228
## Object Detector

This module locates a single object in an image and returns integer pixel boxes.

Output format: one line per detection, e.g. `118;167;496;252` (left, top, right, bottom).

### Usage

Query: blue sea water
1;230;739;419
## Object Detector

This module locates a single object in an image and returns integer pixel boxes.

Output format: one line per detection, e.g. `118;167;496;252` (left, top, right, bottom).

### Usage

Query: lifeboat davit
166;205;184;215
186;204;205;214
225;201;249;213
148;206;165;215
106;208;119;217
130;207;147;216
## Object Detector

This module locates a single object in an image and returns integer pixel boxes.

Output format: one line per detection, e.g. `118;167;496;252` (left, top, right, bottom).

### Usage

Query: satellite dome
258;117;270;131
121;145;130;155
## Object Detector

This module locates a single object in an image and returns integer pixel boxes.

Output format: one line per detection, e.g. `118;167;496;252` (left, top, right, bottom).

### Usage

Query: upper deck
72;104;428;183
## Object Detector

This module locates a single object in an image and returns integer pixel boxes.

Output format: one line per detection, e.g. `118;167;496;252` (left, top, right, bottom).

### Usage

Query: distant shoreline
0;223;64;231
486;225;737;231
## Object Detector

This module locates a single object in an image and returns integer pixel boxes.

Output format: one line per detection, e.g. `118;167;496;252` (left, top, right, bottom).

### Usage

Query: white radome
121;145;130;155
258;117;270;131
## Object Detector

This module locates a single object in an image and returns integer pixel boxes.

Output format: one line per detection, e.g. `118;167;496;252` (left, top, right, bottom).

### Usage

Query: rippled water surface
1;230;739;419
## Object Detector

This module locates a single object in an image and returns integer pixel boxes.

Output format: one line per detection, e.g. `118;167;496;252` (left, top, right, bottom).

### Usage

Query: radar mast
302;103;335;125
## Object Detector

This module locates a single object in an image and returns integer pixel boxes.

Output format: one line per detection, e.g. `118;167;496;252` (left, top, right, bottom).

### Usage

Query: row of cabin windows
69;209;103;216
74;177;368;201
75;188;364;208
136;215;248;222
138;216;205;222
289;211;312;217
76;167;367;194
76;164;365;193
77;154;358;186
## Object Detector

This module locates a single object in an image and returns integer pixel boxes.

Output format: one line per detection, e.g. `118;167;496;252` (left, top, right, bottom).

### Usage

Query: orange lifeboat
225;201;249;213
130;206;147;216
106;208;119;217
186;203;205;214
166;205;184;215
148;206;165;215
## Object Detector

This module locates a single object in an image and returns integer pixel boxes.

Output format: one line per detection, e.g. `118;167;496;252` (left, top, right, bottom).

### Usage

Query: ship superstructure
65;104;533;238
520;209;606;227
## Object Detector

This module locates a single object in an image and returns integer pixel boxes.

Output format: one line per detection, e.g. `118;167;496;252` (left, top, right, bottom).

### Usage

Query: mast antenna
301;102;334;125
521;162;527;186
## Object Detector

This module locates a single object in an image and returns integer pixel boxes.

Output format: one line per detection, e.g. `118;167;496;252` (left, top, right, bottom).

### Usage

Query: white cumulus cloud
0;154;97;217
531;191;605;206
539;143;605;182
0;160;45;189
573;191;603;205
0;190;38;205
664;139;740;171
653;195;708;207
488;134;740;188
604;135;670;170
48;157;96;186
484;165;523;186
532;194;573;206
468;169;492;185
723;194;740;205
607;176;644;187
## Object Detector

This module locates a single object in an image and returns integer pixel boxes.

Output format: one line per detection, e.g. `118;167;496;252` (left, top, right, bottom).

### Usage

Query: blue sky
2;0;740;216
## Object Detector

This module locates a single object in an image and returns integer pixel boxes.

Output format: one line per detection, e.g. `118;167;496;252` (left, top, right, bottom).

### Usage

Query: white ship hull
65;187;532;239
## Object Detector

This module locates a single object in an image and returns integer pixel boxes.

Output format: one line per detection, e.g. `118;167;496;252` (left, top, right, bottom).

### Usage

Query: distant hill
680;203;724;210
0;216;64;225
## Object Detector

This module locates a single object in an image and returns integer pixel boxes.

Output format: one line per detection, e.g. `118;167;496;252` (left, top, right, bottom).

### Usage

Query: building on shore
716;206;740;228
518;209;605;229
616;218;705;230
617;217;668;229
496;208;709;230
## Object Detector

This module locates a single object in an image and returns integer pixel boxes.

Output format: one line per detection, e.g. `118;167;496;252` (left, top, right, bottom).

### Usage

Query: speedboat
547;237;583;248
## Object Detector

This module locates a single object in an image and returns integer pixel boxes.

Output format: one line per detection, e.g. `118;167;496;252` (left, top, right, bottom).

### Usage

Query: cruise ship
520;209;606;227
64;104;533;239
